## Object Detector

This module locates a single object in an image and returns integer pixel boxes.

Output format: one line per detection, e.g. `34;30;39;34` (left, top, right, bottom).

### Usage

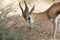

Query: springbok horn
19;2;23;13
29;5;35;14
23;0;29;13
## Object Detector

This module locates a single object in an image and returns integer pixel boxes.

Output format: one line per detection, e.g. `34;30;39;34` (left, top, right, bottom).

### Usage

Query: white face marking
30;16;34;24
55;14;60;31
27;15;34;27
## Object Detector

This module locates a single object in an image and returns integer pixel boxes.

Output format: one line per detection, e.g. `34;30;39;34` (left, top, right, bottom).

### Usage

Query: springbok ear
29;5;35;14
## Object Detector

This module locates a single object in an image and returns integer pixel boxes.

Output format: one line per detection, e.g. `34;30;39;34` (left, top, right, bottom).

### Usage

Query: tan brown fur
47;2;60;19
19;1;60;40
31;2;60;40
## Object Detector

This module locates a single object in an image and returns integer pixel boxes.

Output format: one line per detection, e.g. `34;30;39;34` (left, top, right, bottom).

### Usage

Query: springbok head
19;0;35;28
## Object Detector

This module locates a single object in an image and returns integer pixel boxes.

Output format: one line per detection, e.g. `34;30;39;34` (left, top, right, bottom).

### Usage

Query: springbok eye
28;17;30;20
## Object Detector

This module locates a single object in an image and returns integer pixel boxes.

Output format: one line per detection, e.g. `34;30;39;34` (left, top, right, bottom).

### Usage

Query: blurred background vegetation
0;0;60;40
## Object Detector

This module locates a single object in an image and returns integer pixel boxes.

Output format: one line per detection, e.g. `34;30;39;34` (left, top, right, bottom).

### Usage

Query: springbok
47;2;60;40
19;0;35;29
19;0;60;40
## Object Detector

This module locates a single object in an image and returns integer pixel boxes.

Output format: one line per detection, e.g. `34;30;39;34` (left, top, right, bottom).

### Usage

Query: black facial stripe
28;17;30;20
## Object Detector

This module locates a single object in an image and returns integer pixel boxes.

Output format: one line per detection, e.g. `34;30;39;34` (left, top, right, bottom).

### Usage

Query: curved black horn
23;0;29;13
19;3;23;13
29;5;35;14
